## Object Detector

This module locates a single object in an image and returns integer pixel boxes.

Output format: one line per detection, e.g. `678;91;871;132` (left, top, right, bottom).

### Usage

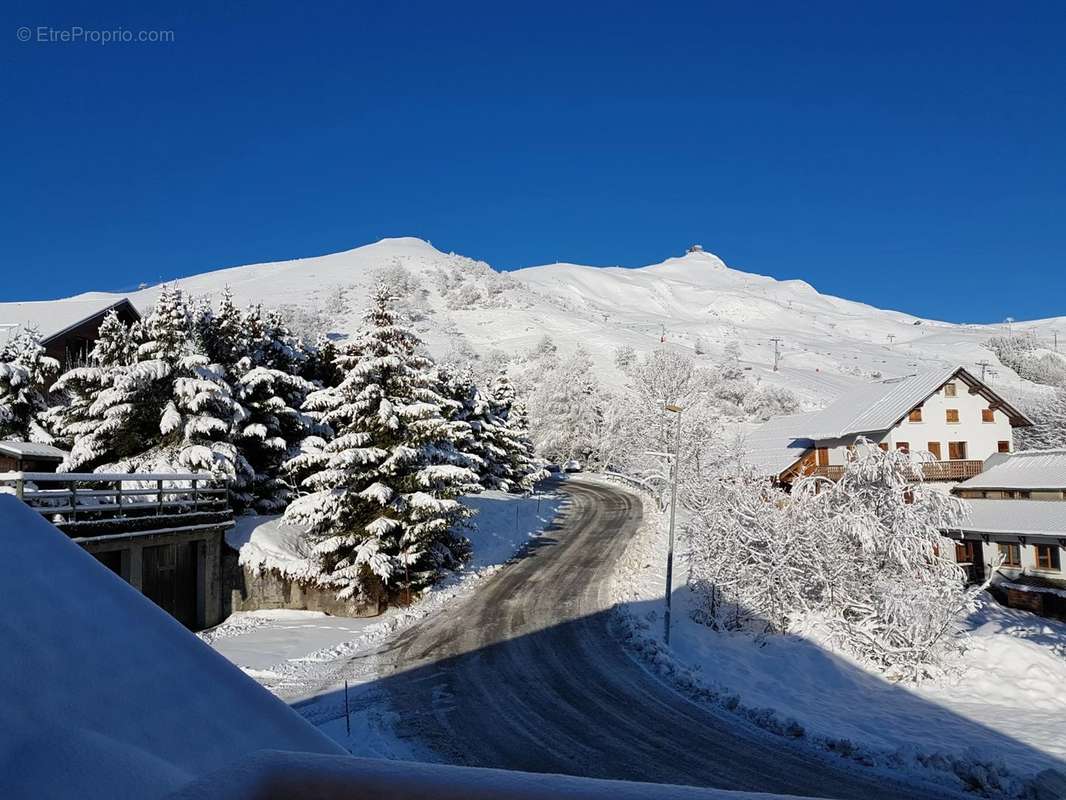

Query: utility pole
663;404;683;646
976;359;993;381
769;337;782;372
1005;317;1015;339
1054;330;1059;352
886;334;896;347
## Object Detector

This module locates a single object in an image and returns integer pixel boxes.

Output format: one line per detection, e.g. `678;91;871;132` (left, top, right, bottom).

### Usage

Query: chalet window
927;442;942;460
895;442;910;453
997;441;1011;453
908;408;923;423
998;543;1021;567
945;409;960;423
816;447;829;467
948;441;968;460
944;383;957;397
982;408;995;423
1035;545;1061;571
878;443;889;451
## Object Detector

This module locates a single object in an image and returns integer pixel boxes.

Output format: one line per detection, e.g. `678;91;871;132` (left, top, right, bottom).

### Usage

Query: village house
0;296;140;368
745;366;1032;486
946;449;1066;619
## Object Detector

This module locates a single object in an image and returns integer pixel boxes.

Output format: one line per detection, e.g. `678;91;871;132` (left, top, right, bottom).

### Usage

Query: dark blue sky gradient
3;1;1064;321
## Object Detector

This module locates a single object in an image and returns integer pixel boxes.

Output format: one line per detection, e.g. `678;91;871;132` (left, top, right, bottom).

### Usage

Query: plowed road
361;479;962;799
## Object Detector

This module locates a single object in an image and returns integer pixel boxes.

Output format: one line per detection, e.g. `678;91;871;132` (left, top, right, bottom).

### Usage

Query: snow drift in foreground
0;496;341;800
607;482;1066;797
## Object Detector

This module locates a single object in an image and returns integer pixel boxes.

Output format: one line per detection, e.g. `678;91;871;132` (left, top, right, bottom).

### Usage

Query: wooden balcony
806;460;984;483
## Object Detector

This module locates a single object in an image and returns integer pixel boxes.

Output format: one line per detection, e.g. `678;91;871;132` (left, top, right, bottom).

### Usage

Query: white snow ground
607;480;1066;791
8;236;1061;408
205;489;564;706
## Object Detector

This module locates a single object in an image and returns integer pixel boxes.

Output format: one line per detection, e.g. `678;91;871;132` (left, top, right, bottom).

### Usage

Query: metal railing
0;471;231;538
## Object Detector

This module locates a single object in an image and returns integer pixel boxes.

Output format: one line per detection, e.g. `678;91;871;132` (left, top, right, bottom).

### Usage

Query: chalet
0;296;140;368
746;366;1032;485
946;450;1066;619
0;441;67;473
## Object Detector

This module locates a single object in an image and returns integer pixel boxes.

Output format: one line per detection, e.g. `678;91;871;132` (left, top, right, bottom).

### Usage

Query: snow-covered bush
1016;388;1066;450
0;328;59;442
687;443;985;680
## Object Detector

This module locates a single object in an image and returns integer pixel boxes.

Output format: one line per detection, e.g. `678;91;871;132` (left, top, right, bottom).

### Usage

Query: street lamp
663;403;683;646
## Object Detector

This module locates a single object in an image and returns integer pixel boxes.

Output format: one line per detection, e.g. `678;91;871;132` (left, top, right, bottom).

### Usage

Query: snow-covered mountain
41;237;1066;406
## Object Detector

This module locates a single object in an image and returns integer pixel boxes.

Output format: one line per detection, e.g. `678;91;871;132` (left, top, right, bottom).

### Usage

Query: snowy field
205;488;564;704
608;483;1066;791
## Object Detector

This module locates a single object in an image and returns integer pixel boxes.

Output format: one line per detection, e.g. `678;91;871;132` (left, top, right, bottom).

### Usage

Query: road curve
373;478;960;800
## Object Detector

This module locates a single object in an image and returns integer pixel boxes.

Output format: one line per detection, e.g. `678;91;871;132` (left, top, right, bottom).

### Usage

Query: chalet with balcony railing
745;366;1032;487
0;470;231;630
945;449;1066;619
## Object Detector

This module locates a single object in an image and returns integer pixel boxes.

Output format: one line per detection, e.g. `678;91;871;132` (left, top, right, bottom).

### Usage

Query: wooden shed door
142;542;198;628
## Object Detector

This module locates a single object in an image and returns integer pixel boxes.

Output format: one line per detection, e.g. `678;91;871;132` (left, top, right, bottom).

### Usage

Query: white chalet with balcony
746;366;1032;485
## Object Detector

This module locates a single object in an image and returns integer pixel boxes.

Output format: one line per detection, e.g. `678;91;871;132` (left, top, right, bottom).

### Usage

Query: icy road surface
333;479;964;800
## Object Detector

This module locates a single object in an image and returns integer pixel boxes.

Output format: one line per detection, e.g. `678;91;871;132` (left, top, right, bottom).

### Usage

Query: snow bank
169;750;807;800
228;488;562;586
0;495;342;800
609;498;1066;796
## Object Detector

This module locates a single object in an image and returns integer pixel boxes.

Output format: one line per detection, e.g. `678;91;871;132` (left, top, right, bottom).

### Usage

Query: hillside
29;237;1066;407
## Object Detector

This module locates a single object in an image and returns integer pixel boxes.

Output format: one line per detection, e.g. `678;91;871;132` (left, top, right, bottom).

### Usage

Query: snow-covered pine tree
63;286;250;482
46;311;135;452
228;304;317;512
196;287;248;370
487;370;545;490
284;283;481;603
0;328;60;442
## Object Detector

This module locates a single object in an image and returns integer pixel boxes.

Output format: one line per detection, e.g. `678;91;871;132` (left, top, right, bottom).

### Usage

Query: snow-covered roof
0;297;138;344
804;366;1030;439
745;367;1032;477
0;495;342;799
740;412;819;476
957;449;1066;491
953;499;1066;538
0;441;67;460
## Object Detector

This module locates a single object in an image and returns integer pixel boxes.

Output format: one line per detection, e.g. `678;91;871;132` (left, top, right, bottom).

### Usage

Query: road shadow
294;586;1066;800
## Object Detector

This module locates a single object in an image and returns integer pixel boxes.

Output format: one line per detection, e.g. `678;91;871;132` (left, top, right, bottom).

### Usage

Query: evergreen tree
0;328;59;442
46;311;134;452
284;284;481;602
489;371;546;490
62;286;250;479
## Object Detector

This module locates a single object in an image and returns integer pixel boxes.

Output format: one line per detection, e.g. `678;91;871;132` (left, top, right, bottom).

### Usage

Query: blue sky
3;1;1064;321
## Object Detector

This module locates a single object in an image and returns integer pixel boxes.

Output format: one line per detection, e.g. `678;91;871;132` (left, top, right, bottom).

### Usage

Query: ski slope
22;237;1066;407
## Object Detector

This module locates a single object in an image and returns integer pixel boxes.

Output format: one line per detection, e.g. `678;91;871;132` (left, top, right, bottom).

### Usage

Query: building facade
747;366;1031;486
947;450;1066;618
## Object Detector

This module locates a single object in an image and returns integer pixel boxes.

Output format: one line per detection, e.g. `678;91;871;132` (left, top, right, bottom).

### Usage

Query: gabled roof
951;499;1066;538
956;449;1066;491
0;441;67;460
0;297;139;345
805;366;1031;439
740;412;819;477
745;366;1032;478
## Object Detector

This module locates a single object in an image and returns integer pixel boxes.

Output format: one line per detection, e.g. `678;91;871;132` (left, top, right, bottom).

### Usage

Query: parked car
563;459;582;473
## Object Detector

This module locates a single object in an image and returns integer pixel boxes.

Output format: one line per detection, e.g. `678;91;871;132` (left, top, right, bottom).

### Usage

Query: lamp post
663;403;683;646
